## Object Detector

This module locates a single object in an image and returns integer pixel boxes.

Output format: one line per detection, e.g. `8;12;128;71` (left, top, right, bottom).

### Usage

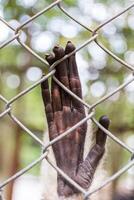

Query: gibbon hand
41;41;110;197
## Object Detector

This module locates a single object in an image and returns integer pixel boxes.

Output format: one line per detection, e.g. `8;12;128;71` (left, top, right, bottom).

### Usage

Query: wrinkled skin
41;41;110;197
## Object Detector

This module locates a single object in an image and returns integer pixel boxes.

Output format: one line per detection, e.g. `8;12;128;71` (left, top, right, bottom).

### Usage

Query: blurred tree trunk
6;125;22;200
5;73;24;200
4;30;32;199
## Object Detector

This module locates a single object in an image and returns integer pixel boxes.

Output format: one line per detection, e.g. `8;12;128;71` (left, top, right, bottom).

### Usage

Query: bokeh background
0;0;134;199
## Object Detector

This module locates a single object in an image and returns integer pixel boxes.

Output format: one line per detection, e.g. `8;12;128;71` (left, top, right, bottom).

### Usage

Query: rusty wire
0;0;134;199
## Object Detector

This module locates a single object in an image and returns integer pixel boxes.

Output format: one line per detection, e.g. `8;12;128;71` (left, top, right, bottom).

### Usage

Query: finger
41;78;53;125
53;45;71;108
75;144;105;189
85;116;110;170
65;41;84;113
75;116;110;189
96;115;110;147
58;176;75;197
46;53;55;65
57;175;65;196
46;54;62;112
62;183;76;197
65;41;79;79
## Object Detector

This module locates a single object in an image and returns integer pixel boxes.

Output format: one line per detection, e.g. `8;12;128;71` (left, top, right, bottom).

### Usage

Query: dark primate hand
41;41;110;197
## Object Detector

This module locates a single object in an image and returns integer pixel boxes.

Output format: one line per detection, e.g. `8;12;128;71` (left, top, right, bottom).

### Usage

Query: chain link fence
0;0;134;199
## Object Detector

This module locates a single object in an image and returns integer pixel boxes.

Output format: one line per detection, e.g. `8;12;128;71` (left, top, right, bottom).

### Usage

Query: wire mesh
0;0;134;199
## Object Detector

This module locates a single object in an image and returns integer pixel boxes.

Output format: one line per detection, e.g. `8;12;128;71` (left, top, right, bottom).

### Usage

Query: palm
41;41;110;197
51;109;86;167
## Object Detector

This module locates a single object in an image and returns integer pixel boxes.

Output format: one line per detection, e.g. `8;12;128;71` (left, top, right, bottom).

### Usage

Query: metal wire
0;1;134;199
